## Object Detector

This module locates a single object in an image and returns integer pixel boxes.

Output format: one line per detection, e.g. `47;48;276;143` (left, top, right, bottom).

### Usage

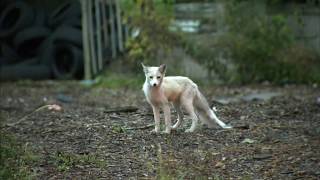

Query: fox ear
159;64;166;74
141;63;148;73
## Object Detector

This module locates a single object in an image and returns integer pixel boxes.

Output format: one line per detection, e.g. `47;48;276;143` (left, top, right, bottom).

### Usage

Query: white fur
142;64;232;134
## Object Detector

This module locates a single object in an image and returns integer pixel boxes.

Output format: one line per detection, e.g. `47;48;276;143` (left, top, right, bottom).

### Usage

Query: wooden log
125;124;154;130
104;106;139;113
80;0;92;80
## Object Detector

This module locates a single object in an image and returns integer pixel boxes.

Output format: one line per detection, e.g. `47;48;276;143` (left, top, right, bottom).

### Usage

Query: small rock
253;153;272;160
240;116;246;120
215;161;225;168
75;165;84;169
280;170;293;174
261;146;273;154
316;97;320;106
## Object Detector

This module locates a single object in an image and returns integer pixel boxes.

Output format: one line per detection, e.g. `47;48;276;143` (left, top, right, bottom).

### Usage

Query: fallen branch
233;124;250;129
104;106;139;113
4;104;61;127
125;124;154;130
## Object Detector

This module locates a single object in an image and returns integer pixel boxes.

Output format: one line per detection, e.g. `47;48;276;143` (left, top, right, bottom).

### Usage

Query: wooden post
124;25;129;45
80;0;92;80
88;0;98;75
95;0;103;71
101;0;109;51
108;0;117;58
115;0;123;52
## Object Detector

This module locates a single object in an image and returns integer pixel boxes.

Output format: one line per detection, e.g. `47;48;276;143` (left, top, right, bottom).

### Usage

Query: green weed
0;131;39;180
94;72;143;89
49;151;106;172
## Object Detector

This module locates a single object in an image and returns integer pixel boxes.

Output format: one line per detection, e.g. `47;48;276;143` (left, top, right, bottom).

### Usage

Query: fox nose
153;83;157;87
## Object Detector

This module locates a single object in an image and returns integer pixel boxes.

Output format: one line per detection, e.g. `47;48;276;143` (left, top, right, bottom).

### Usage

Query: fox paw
163;128;171;134
185;129;195;133
151;128;160;134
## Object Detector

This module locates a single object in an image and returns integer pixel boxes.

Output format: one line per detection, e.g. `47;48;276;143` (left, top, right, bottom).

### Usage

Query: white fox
142;63;232;134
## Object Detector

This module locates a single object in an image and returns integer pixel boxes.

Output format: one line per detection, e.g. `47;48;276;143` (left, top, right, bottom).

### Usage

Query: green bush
217;0;320;84
121;0;181;70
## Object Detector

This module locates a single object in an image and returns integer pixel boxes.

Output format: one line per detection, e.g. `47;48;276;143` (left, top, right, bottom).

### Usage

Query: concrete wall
286;4;320;55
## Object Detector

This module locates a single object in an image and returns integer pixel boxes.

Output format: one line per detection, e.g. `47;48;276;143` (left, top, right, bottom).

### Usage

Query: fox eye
157;76;161;79
149;76;153;79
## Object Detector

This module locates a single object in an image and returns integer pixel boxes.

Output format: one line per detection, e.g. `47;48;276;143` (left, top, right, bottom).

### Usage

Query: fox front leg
152;106;160;133
163;104;172;134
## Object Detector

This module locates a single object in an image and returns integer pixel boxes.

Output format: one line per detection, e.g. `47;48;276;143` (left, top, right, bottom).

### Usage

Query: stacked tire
0;0;83;81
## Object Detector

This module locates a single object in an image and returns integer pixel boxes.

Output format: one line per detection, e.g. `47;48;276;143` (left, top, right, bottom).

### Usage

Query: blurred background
0;0;319;86
1;1;320;179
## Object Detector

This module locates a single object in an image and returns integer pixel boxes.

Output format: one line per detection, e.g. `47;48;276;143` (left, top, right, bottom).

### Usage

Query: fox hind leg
184;104;198;132
181;90;199;133
172;103;183;130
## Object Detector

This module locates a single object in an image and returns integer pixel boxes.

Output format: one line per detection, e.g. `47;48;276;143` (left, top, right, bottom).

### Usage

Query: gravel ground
1;81;319;179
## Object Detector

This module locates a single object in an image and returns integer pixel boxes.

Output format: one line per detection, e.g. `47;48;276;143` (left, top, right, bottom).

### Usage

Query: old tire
52;44;83;79
0;1;35;38
48;1;81;28
33;8;47;26
16;57;39;65
59;17;81;29
1;43;21;64
13;27;51;58
0;64;52;81
51;26;82;47
0;57;9;66
41;43;83;79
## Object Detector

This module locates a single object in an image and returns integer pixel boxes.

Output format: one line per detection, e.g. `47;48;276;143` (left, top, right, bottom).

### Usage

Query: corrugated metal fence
80;0;128;80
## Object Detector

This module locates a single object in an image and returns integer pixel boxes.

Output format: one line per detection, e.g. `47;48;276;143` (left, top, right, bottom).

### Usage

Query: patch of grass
215;0;320;84
111;124;126;134
157;149;183;180
0;131;39;179
94;72;144;89
155;145;222;180
49;151;106;172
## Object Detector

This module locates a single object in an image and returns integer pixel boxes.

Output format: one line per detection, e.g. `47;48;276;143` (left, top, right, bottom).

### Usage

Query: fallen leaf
241;138;256;144
47;104;62;111
215;161;225;168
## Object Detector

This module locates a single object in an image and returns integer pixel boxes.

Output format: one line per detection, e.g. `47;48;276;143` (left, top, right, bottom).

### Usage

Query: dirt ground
1;81;320;179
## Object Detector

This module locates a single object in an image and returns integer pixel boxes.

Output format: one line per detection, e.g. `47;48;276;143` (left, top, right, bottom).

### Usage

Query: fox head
141;63;166;87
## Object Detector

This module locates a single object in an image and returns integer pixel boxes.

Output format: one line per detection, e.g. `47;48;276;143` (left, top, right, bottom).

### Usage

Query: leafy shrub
121;0;181;70
217;0;320;84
